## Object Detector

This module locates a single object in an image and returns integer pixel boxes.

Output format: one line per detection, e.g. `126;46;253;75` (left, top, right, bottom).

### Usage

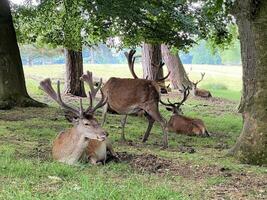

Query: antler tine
157;71;171;82
39;78;80;117
80;71;102;99
86;89;107;114
56;81;81;117
85;91;93;113
125;49;139;79
160;98;175;107
195;72;205;85
179;85;190;105
152;61;170;82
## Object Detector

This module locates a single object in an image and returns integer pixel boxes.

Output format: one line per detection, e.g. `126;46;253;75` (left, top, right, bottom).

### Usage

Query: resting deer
160;86;210;137
190;73;212;98
79;72;118;164
40;78;110;165
83;50;170;148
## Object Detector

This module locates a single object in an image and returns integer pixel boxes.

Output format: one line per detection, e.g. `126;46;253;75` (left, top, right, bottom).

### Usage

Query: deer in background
190;73;212;98
40;78;112;165
160;86;210;137
83;50;170;148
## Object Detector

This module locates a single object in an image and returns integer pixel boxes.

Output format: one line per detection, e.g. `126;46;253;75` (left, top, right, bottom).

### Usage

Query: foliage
12;0;234;51
12;0;110;50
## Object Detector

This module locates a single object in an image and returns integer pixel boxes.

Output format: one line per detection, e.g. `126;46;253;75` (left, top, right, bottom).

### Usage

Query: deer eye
84;123;90;126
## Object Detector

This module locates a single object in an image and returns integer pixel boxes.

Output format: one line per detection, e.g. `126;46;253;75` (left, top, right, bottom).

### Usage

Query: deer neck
63;127;89;164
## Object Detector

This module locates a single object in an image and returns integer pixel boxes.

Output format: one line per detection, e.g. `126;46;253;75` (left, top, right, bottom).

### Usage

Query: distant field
24;64;242;101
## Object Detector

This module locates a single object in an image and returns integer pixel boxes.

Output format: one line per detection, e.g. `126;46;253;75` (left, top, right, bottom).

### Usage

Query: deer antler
85;89;107;115
80;71;103;99
40;78;81;117
176;85;190;106
160;85;190;109
125;49;140;79
152;62;170;82
194;73;205;86
80;71;107;115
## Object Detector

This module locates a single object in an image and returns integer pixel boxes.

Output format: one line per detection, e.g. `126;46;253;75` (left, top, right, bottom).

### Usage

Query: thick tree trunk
161;44;191;89
0;0;44;109
229;0;267;165
64;49;86;97
142;43;165;83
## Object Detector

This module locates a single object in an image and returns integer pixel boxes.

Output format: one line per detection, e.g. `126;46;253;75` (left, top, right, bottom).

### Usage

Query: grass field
1;64;266;199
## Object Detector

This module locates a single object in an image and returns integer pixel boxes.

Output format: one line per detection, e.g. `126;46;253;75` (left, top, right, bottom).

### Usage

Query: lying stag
40;78;108;165
190;73;212;98
80;72;118;164
83;50;170;148
160;86;210;137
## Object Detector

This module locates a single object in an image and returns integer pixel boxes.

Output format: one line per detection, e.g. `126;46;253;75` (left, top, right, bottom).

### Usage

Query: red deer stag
160;86;210;137
80;72;118;164
40;78;108;165
190;73;212;98
82;50;170;148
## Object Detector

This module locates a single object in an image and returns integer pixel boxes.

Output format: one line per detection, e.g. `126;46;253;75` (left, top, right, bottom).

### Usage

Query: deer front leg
120;115;128;142
142;113;155;143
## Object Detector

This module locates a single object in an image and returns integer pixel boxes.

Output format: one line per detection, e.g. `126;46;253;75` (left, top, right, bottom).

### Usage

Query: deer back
102;78;160;114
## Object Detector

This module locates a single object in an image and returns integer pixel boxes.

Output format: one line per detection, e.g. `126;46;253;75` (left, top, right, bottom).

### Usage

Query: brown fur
101;77;168;147
167;115;208;136
102;78;160;114
194;88;212;98
86;138;117;164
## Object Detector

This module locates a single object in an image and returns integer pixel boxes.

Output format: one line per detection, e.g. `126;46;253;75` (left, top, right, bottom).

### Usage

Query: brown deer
40;78;109;165
83;50;170;148
190;73;212;98
160;86;210;137
80;72;118;164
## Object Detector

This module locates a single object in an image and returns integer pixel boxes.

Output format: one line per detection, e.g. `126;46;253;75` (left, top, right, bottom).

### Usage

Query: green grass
1;64;266;199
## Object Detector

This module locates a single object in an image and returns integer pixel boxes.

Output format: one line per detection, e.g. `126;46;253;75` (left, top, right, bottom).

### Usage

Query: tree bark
142;43;165;84
0;0;44;109
229;0;267;165
161;44;191;89
64;49;86;97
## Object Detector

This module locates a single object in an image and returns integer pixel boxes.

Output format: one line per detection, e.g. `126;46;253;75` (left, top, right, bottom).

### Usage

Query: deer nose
97;132;106;141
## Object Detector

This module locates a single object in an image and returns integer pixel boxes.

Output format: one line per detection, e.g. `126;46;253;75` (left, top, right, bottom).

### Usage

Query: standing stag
40;78;109;165
160;86;210;137
190;73;212;98
82;50;170;148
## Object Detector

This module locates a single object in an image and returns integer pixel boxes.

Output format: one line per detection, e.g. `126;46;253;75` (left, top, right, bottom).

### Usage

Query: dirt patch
118;152;217;179
210;172;267;199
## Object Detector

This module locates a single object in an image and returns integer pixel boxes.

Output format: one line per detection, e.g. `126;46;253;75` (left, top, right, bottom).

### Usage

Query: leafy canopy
12;0;234;51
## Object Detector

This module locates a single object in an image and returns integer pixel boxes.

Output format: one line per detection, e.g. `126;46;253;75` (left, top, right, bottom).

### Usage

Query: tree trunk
0;0;44;109
229;0;267;165
142;43;165;83
64;49;86;97
161;44;191;89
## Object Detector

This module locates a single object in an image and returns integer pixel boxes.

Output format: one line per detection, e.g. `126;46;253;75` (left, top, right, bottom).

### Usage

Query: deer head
39;78;107;141
125;49;170;82
160;85;190;115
